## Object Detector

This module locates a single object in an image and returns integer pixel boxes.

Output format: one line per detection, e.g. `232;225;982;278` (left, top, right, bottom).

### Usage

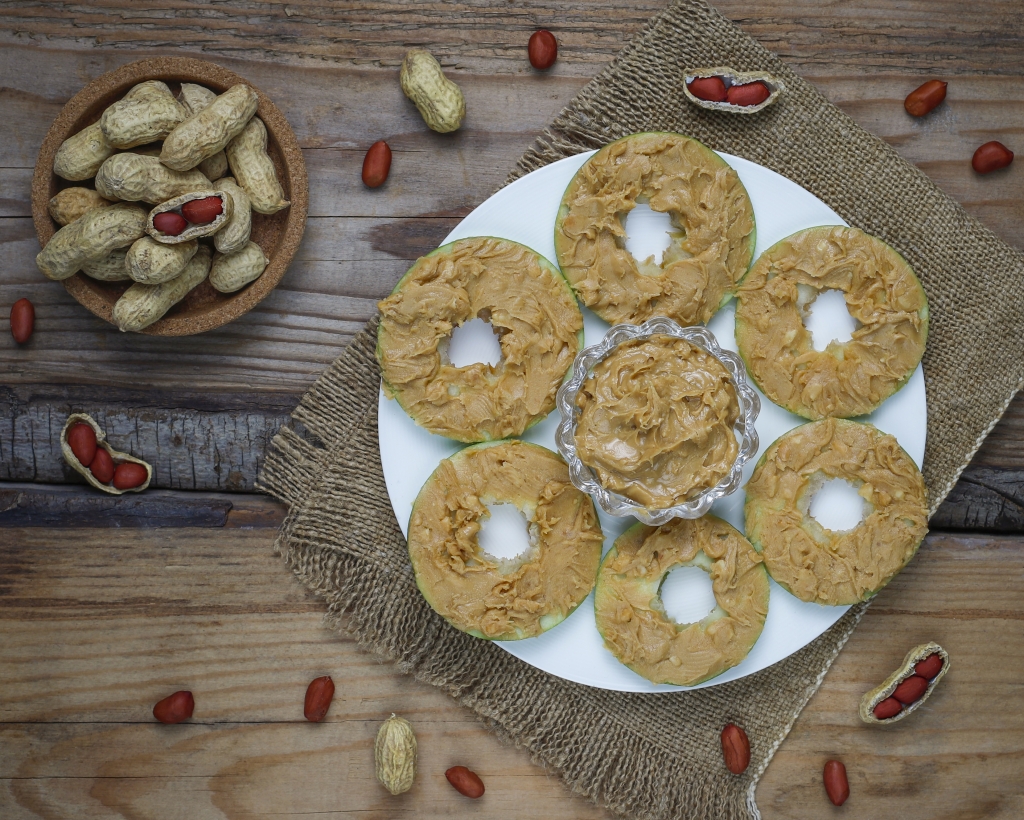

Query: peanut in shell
81;248;131;282
100;80;188;149
161;83;259;172
176;84;231;179
48;187;113;226
113;244;212;332
95;153;212;204
61;413;152;495
225;116;290;214
209;241;268;293
126;236;199;284
36;202;147;281
146;190;231;244
859;642;949;724
53;122;116;182
400;48;466;133
374;714;416;795
212;176;252;254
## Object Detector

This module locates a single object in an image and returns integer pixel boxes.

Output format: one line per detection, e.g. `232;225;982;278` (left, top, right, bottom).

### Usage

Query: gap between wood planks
0;478;1022;534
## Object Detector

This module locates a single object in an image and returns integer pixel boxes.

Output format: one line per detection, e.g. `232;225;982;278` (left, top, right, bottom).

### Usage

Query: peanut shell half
146;190;231;244
61;413;153;495
683;67;783;115
859;642;949;725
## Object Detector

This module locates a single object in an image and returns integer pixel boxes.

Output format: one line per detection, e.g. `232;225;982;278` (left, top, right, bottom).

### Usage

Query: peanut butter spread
744;419;928;606
574;336;740;509
594;516;769;686
408;440;604;641
377;237;583;443
735;225;929;419
554;132;755;326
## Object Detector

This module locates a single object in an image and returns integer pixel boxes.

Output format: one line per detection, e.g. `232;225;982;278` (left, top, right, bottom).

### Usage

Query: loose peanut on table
177;83;230;180
374;714;416;795
10;298;35;345
81;248;131;281
95;153;212;204
113;244;212;332
303;676;335;722
225;116;290;214
36;202;147;281
400;48;466;133
48;187;112;226
126;236;199;284
212;176;252;254
161;83;259;172
209;241;268;293
53;122;116;182
100;80;187;149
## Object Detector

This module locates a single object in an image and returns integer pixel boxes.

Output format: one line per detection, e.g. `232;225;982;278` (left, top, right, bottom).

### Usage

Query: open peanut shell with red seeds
859;642;950;724
683;66;783;115
61;413;153;495
147;190;231;244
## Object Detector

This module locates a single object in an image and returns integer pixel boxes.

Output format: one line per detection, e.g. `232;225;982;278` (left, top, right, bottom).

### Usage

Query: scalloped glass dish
377;148;927;692
555;319;760;525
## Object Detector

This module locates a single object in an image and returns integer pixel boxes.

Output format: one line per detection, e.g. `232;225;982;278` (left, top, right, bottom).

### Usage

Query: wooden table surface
2;2;1022;817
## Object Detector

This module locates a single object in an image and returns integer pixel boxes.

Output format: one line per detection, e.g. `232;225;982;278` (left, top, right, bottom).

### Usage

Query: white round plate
377;149;927;692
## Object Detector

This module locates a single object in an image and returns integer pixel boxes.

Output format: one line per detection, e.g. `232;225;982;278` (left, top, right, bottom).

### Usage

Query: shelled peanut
62;413;152;494
860;642;949;724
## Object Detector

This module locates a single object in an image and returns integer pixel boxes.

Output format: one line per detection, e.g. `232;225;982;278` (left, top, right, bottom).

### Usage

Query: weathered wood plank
2;0;1023;78
0;482;286;528
0;523;1020;818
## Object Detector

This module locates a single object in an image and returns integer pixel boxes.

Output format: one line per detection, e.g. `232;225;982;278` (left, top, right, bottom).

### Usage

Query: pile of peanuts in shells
38;79;290;332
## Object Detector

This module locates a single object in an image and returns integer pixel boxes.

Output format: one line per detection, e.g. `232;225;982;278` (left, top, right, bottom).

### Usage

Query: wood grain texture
0;516;1020;818
2;1;1024;817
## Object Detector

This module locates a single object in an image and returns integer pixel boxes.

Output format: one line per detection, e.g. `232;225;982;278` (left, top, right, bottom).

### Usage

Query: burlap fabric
258;1;1024;818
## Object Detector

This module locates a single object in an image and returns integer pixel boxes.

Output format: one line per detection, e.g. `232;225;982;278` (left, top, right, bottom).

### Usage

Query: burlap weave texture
259;2;1024;818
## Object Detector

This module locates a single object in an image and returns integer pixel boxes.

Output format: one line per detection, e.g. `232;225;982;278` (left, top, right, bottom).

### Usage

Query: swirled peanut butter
408;440;604;641
744;419;928;606
594;516;770;686
377;237;582;443
574;335;740;508
736;225;929;419
554;132;755;327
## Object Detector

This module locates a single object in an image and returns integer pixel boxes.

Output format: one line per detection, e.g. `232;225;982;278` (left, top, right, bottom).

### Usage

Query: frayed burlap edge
259;1;1024;817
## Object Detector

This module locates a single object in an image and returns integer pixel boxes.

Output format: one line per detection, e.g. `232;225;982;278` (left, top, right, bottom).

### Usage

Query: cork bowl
31;57;308;336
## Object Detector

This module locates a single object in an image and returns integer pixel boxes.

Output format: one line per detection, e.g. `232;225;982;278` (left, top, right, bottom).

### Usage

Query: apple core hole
659;565;717;625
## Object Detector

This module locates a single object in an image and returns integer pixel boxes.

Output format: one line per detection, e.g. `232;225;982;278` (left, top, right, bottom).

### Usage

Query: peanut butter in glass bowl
555;318;760;525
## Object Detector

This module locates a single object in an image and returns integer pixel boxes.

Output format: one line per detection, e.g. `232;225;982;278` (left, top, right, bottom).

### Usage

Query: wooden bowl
31;57;308;336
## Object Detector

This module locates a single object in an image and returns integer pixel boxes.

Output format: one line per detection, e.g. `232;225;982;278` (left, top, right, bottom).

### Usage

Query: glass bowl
554;317;760;525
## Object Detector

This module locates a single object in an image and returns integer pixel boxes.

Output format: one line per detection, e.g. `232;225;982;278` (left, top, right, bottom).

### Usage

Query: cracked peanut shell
146;190;231;244
61;413;152;495
683;67;783;115
859;642;949;724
